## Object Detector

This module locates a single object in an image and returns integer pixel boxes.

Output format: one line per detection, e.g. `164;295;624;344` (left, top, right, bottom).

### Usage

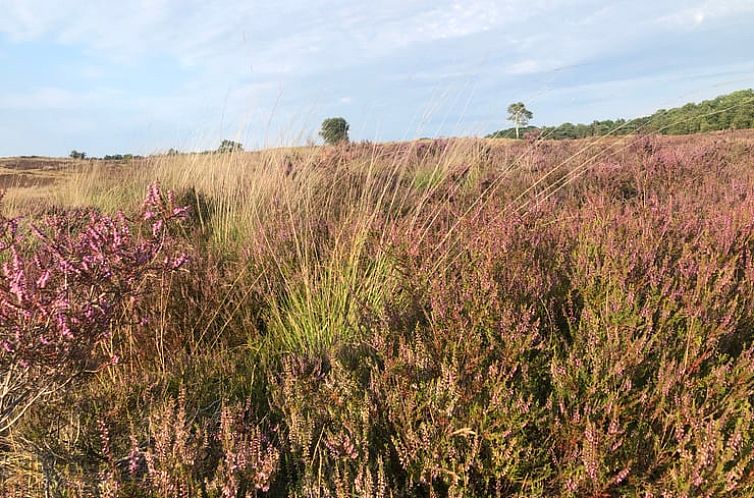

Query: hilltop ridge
489;89;754;139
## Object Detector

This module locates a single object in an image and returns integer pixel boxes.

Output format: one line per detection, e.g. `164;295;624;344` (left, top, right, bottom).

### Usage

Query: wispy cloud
659;0;754;28
504;59;568;76
0;86;119;110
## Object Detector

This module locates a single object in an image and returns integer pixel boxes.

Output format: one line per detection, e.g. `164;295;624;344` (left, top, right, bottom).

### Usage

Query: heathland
2;129;754;496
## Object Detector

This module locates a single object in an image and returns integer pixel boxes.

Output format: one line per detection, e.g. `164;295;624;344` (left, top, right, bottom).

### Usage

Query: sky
0;0;753;157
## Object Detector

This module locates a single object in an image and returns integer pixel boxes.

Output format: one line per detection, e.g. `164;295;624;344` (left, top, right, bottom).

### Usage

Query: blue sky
1;0;753;157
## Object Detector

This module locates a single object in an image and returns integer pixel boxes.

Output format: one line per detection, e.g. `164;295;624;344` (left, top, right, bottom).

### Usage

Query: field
2;130;754;496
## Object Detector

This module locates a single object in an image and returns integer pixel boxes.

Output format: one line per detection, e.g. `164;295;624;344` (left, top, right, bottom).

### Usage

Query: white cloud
659;0;754;28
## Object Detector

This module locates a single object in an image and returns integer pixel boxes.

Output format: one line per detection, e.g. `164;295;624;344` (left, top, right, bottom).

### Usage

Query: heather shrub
268;353;390;496
546;193;754;495
0;185;187;437
52;388;278;498
113;393;279;498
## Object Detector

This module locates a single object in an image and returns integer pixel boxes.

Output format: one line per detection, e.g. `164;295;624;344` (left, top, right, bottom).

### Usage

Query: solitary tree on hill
507;102;533;139
69;150;86;160
320;117;350;145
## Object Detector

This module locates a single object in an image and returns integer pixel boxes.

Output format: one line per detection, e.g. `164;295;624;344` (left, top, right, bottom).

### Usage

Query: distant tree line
488;89;754;140
102;154;136;161
66;139;246;161
67;122;353;160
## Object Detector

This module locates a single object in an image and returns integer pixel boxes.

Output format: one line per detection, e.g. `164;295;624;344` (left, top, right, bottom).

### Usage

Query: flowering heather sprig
115;394;280;497
97;419;121;498
206;401;281;496
0;183;188;434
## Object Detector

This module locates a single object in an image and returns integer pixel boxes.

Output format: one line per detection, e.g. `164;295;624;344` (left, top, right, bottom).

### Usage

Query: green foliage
69;150;86;159
488;125;540;139
489;89;754;139
217;139;244;153
103;154;136;161
646;89;754;134
320;117;350;145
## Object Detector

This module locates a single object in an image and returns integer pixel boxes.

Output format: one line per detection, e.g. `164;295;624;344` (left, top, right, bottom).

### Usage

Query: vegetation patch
3;130;754;496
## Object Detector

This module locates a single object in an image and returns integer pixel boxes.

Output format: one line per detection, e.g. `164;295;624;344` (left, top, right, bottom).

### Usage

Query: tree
217;140;244;154
70;150;86;160
319;117;350;145
507;102;533;139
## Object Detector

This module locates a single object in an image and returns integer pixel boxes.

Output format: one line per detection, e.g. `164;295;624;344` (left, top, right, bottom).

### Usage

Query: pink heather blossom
151;219;164;237
0;183;189;434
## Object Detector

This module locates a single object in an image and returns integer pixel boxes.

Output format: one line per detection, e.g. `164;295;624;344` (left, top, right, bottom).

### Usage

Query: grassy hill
489;89;754;139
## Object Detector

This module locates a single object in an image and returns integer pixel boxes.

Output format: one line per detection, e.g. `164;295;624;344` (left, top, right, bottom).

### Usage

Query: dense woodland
488;89;754;139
